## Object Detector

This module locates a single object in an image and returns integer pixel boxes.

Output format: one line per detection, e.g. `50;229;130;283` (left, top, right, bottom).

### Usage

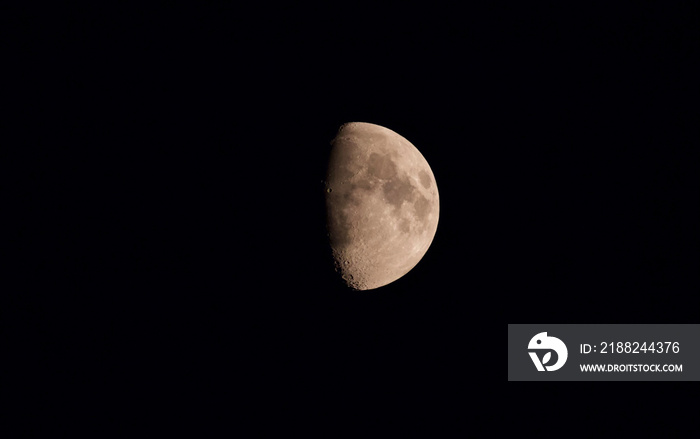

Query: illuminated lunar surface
325;122;439;290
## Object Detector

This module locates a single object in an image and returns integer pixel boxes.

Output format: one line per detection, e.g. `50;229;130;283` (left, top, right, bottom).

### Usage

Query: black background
6;2;699;430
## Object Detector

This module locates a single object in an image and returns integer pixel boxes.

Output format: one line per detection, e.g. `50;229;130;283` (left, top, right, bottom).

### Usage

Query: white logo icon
528;332;568;371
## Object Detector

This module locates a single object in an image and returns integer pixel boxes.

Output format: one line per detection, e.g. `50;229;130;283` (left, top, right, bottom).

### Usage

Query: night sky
7;3;698;429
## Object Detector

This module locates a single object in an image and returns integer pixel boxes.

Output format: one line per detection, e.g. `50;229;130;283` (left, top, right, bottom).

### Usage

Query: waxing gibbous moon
325;122;439;290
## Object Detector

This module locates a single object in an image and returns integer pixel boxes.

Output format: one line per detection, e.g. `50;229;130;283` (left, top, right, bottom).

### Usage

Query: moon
324;122;439;290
